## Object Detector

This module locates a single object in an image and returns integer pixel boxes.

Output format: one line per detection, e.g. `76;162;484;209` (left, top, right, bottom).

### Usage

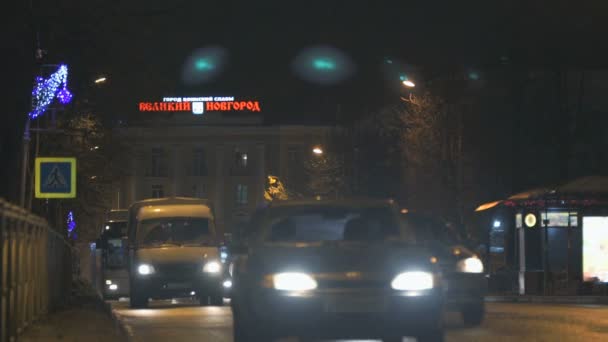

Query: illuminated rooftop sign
138;96;261;115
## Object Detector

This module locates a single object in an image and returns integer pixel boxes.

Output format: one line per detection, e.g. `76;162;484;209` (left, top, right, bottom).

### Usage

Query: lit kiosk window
583;217;608;283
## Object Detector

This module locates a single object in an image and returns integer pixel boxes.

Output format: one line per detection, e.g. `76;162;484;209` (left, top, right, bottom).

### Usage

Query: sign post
35;157;77;198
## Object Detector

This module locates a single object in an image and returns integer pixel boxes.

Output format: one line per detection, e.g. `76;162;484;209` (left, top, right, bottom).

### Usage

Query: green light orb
195;59;214;71
468;71;480;80
312;58;336;71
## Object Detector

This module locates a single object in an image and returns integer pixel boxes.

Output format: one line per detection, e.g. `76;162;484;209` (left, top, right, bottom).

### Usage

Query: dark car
96;213;130;299
401;212;487;326
230;199;445;342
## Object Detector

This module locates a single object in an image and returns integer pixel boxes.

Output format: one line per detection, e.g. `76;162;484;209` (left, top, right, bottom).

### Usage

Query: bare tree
398;93;457;217
35;113;130;241
303;153;346;198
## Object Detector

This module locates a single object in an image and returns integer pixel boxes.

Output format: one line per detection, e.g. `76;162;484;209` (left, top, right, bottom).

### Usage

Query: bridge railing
0;198;73;342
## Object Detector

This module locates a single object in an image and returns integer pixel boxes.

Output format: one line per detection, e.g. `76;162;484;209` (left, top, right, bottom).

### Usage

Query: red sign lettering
139;100;261;112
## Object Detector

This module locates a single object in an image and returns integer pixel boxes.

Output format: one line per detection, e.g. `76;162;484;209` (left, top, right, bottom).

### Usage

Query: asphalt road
110;299;608;342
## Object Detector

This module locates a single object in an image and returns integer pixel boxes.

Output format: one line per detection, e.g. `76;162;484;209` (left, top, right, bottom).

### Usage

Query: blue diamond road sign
35;157;77;198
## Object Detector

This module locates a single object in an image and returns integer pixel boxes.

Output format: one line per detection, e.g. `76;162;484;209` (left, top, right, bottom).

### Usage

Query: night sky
4;0;608;199
10;1;608;120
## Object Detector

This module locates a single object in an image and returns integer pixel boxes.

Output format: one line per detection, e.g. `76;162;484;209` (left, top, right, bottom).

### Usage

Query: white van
127;197;223;308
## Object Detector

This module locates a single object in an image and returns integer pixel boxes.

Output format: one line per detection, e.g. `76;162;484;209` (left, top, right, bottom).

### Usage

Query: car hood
136;246;219;265
248;241;434;275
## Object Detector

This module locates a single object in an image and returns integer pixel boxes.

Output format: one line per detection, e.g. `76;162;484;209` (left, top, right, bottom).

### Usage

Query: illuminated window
151;184;164;198
234;148;248;168
193;148;207;176
490;221;505;253
540;212;578;227
236;184;248;205
240;153;248;167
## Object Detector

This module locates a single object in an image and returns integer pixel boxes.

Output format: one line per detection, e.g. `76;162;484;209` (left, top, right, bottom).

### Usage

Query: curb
485;295;608;305
96;292;134;342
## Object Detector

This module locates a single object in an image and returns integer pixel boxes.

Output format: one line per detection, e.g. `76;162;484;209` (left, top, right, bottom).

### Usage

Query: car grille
318;278;389;289
155;263;200;279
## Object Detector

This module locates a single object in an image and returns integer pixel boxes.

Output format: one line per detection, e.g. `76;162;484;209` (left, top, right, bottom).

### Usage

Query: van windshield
137;217;214;246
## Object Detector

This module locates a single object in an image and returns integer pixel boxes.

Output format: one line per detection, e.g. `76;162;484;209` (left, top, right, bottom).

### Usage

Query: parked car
126;197;223;308
96;210;129;299
231;199;445;342
401;211;487;326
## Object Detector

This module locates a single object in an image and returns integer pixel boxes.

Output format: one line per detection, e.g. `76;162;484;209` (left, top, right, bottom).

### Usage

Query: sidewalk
486;295;608;305
20;280;126;342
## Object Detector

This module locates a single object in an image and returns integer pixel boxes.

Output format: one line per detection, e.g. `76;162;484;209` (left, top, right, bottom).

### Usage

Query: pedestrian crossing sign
35;157;77;198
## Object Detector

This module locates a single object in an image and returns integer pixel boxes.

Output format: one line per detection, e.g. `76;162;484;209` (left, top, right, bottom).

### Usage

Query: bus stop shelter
475;176;608;295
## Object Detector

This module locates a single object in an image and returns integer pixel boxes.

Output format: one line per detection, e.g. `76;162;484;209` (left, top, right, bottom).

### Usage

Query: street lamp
402;80;415;88
94;77;107;84
312;146;323;155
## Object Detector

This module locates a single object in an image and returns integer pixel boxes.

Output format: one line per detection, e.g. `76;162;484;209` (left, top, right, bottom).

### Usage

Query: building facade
112;112;331;235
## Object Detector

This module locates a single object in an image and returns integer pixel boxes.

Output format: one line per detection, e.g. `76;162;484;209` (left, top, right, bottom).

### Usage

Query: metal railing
1;198;73;342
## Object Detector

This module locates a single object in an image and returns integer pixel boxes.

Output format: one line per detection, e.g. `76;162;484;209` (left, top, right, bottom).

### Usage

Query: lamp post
19;64;72;208
19;120;31;207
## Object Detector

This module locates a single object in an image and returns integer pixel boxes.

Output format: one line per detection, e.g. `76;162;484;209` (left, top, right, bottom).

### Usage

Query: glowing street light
312;147;323;155
402;80;415;88
94;77;107;84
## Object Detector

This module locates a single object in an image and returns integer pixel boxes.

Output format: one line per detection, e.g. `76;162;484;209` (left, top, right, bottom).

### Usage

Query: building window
151;184;164;198
236;184;248;205
241;153;248;167
288;146;298;162
287;145;301;180
192;184;206;198
234;148;248;168
193;148;207;176
150;148;166;177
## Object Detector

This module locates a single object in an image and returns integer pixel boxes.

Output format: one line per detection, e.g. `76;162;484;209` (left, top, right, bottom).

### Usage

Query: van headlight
137;264;155;275
391;271;434;291
457;257;484;273
273;272;318;291
203;261;222;273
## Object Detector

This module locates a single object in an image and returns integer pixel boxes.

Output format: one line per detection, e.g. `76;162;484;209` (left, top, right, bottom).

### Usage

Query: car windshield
262;206;401;242
104;238;126;268
137;217;213;246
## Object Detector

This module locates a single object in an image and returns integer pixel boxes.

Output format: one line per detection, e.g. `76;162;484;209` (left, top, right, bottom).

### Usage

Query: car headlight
391;271;434;291
273;272;318;291
203;260;222;273
220;251;229;262
457;257;484;273
137;264;155;275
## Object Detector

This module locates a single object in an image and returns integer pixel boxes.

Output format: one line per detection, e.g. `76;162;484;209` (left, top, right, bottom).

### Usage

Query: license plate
166;282;191;290
325;296;386;313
